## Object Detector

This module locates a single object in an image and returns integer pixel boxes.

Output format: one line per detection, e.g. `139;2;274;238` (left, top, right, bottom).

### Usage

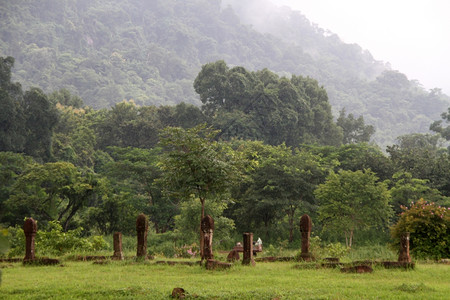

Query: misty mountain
0;0;448;147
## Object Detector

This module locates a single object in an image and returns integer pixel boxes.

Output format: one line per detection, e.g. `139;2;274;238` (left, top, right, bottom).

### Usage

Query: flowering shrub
391;199;449;259
175;243;199;258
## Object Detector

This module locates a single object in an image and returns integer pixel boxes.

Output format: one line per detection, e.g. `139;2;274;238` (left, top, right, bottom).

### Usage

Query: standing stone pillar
398;232;411;263
112;232;124;260
201;215;214;261
242;232;255;266
136;214;148;259
300;214;313;261
23;218;37;262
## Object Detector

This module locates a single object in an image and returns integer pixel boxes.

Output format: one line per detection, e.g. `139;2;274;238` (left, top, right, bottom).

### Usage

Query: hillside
0;0;449;147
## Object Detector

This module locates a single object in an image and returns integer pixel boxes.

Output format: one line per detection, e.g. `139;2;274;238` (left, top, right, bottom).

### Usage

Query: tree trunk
200;197;205;261
349;229;354;248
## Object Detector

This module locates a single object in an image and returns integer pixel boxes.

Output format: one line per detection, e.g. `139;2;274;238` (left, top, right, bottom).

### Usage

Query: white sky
277;0;450;94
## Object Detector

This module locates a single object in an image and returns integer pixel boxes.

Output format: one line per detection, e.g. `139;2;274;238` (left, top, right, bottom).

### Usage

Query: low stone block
206;259;232;270
340;265;373;273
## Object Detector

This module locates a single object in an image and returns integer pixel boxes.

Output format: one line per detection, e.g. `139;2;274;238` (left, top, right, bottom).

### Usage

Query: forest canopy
0;0;449;147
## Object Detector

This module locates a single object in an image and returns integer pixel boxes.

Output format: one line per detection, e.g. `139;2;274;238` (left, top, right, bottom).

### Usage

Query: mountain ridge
0;0;448;148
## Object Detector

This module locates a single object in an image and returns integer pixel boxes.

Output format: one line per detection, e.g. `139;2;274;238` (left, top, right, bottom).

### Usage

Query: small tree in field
391;199;449;259
315;169;392;248
157;124;241;259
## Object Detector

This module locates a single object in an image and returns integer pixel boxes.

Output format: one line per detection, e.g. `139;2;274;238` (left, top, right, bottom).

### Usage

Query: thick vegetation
0;0;449;147
1;55;449;260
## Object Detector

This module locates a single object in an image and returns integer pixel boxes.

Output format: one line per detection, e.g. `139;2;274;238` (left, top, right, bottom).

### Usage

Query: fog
227;0;450;95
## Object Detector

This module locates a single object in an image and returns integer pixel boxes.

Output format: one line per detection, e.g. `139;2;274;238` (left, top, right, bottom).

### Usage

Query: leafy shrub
0;228;8;256
174;243;199;258
391;199;449;260
323;242;349;258
295;236;349;260
148;231;180;258
7;221;108;257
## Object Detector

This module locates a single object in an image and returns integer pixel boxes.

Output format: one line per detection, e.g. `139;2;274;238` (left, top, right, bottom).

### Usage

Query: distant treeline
0;0;449;147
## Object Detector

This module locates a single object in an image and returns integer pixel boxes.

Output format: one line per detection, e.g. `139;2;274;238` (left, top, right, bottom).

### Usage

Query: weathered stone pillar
398;232;411;263
300;214;313;261
112;232;124;260
242;232;255;266
23;218;37;262
201;215;214;261
136;214;148;259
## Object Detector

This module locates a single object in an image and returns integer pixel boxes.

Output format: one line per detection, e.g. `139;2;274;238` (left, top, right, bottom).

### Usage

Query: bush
391;199;449;260
7;220;109;257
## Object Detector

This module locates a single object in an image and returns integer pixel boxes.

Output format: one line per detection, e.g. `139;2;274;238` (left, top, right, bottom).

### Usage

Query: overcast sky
277;0;450;94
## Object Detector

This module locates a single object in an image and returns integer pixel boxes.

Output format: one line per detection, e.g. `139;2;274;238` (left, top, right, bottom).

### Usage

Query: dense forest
1;0;449;147
1;52;449;258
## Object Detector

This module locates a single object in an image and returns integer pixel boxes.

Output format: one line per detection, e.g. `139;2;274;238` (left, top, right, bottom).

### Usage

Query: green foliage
323;242;349;259
391;199;449;260
315;169;393;247
297;236;348;260
5;162;107;230
174;197;236;249
389;172;446;220
7;221;108;257
387;134;450;198
1;1;448;148
336;109;375;144
158;124;242;217
430;105;450;141
231;142;332;242
1;56;59;162
0;227;8;256
195;61;342;146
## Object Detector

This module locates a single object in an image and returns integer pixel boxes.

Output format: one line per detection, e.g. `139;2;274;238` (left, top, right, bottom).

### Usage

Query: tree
0;56;26;153
99;146;177;233
157;124;242;259
23;88;59;162
336;109;375;144
0;152;33;224
5;162;107;230
430;106;450;141
48;88;84;108
387;133;450;196
391;199;449;259
315;169;393;247
335;143;394;181
389;172;447;221
194;61;342;147
94;101;163;150
236;143;330;242
52;104;97;168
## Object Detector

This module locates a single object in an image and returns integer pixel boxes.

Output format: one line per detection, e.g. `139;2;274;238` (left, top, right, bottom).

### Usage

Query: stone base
298;253;315;262
206;259;232;270
341;265;373;273
23;257;60;266
112;252;124;260
255;256;295;262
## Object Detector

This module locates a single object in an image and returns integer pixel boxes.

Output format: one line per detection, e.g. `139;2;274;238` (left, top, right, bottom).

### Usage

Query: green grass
1;259;449;299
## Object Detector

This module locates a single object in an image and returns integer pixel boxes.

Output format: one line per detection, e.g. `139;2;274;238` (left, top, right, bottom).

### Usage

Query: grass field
1;258;449;299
